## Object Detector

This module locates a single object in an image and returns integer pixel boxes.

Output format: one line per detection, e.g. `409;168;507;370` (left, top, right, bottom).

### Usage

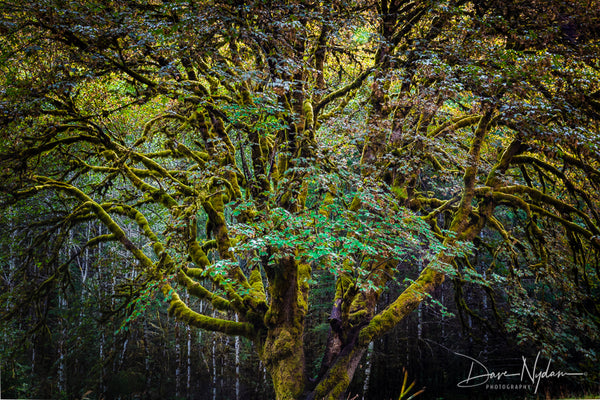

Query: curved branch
495;185;600;235
314;68;373;114
511;155;600;224
428;115;482;139
358;264;444;345
474;186;600;250
163;285;254;338
177;269;231;311
30;176;157;271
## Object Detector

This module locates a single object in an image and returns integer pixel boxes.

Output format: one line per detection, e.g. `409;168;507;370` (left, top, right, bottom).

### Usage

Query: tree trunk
211;314;217;400
187;318;192;398
361;339;374;399
175;322;181;399
308;345;367;400
262;326;305;400
235;314;240;400
260;256;308;400
58;294;66;394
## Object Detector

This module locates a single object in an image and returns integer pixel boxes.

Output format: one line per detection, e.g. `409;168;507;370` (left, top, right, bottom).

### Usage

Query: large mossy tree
1;0;600;399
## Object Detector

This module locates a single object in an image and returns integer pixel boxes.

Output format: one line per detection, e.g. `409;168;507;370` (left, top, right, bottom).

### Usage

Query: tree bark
260;256;308;400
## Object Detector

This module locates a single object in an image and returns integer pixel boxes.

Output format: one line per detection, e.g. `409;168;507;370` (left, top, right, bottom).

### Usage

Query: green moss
348;309;369;326
201;239;218;252
174;142;208;166
163;285;254;337
391;185;408;200
263;308;277;327
132;152;194;196
297;181;308;210
201;195;234;259
359;266;444;345
272;329;294;358
279;190;292;209
184;267;204;279
177;270;231;310
348;195;361;211
249;266;267;304
297;262;311;315
86;233;116;247
303;98;314;129
120;163;179;209
222;169;242;200
319;191;335;217
312;354;352;399
259;135;270;159
262;326;306;400
188;241;210;268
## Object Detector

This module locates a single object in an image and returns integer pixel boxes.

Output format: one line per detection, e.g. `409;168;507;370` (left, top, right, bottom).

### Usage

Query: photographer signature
456;352;586;393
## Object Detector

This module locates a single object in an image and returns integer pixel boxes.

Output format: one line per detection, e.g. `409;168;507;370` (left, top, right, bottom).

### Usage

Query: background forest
1;0;600;399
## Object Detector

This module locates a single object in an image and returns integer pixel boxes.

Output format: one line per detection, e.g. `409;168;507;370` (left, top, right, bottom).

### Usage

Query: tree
1;1;599;399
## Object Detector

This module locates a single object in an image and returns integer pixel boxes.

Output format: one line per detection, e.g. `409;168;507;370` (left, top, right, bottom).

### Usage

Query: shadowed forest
1;1;600;399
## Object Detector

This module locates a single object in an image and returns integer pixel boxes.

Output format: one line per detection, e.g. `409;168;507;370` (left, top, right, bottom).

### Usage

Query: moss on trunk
263;326;306;400
260;255;309;399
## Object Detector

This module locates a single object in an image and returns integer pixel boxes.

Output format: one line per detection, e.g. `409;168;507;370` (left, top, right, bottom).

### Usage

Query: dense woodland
1;0;600;399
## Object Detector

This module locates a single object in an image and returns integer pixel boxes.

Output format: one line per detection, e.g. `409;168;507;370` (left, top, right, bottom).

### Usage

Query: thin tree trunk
235;313;240;400
175;322;181;399
31;344;35;381
97;224;108;398
212;313;217;400
441;284;446;338
120;337;129;370
57;231;72;394
58;294;66;394
222;336;229;397
100;330;106;396
258;359;267;400
187;322;192;398
144;322;151;393
417;259;423;340
361;341;374;400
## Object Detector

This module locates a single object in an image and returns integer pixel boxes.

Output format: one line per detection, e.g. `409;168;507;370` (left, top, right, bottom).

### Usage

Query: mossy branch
485;138;527;187
423;196;460;222
185;241;247;311
117;162;179;209
359;265;444;345
495;185;599;235
187;241;211;269
177;269;231;311
128;151;195;196
528;203;600;250
69;156;177;178
107;55;157;88
105;203;167;258
163;284;254;338
561;150;600;183
85;233;117;247
451;111;493;233
248;265;267;306
173;142;209;167
474;187;600;250
428;115;485;139
134;113;187;147
314;68;374;114
511;155;600;224
2;133;104;163
31;176;157;272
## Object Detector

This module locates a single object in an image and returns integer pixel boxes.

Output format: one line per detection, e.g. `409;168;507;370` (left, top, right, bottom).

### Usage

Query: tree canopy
1;0;600;399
